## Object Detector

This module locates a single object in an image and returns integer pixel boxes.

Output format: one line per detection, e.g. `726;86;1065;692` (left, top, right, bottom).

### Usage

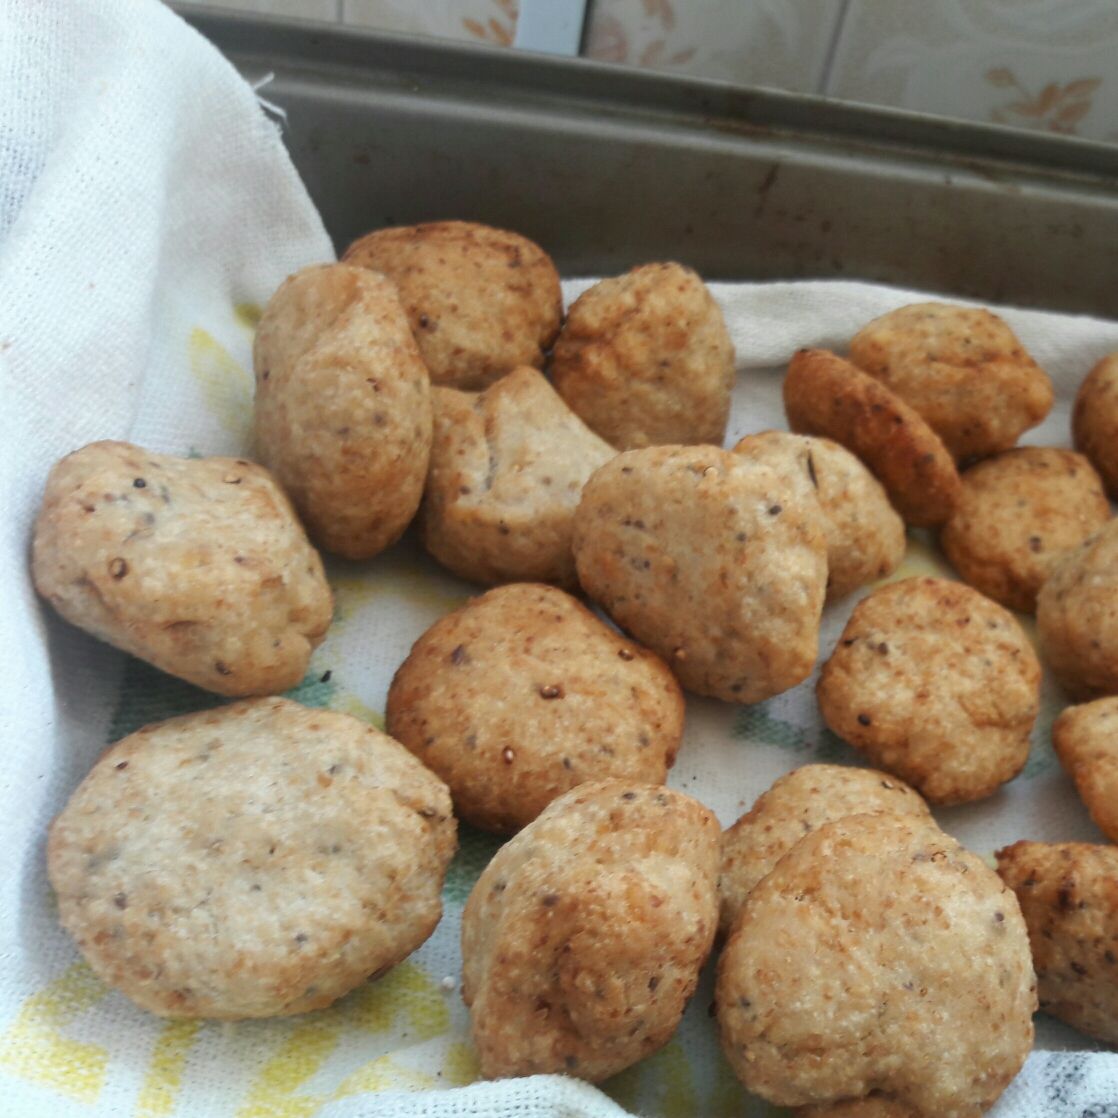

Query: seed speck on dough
857;713;872;726
502;748;515;765
618;648;634;661
115;761;128;771
539;684;564;699
109;557;128;579
133;478;146;488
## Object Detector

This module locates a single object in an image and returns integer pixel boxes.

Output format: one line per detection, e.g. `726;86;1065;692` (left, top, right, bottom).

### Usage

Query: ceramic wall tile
827;0;1118;141
340;0;519;46
583;0;845;92
190;0;340;20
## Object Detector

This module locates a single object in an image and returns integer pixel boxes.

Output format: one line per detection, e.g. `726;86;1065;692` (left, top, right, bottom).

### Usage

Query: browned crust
343;221;562;390
997;840;1118;1043
783;349;960;527
1073;353;1118;499
1052;697;1118;843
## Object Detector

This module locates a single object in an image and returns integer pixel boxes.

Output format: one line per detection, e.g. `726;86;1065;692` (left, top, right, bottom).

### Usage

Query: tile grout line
816;0;853;97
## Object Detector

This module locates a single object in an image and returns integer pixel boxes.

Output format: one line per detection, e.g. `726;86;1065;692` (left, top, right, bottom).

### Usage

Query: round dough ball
1053;697;1118;843
343;221;562;390
461;781;719;1081
31;441;332;697
733;431;905;600
551;262;735;449
1037;519;1118;700
573;445;828;703
719;764;931;936
817;577;1040;804
783;349;960;528
849;302;1053;461
422;368;614;587
386;583;684;832
1073;353;1118;498
47;698;456;1018
942;447;1110;614
717;813;1036;1116
997;841;1118;1044
253;263;432;559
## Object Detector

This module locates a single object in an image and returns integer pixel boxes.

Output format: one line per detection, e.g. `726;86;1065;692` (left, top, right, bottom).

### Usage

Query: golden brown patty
461;781;719;1081
997;840;1118;1044
253;262;432;559
573;444;827;702
783;348;960;527
941;447;1110;614
718;813;1035;1116
48;699;455;1018
386;583;683;832
817;577;1040;804
343;220;562;390
421;368;614;587
31;440;332;696
552;262;735;449
849;302;1052;460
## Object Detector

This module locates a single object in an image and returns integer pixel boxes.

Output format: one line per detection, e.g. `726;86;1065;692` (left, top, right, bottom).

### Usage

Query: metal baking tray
174;5;1118;319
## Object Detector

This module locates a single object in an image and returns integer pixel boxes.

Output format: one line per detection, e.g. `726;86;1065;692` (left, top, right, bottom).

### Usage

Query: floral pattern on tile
583;0;844;93
827;0;1118;141
986;70;1101;135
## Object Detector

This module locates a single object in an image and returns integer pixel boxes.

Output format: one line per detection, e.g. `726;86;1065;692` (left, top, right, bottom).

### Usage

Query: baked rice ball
31;441;332;697
1053;697;1118;843
1037;519;1118;700
783;348;960;528
422;367;614;587
733;430;906;600
718;813;1036;1116
997;841;1118;1044
343;221;562;390
386;583;684;832
572;445;828;703
461;781;719;1081
849;302;1053;461
47;698;456;1018
551;262;735;449
253;263;432;559
817;577;1041;804
719;764;931;936
941;447;1110;614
